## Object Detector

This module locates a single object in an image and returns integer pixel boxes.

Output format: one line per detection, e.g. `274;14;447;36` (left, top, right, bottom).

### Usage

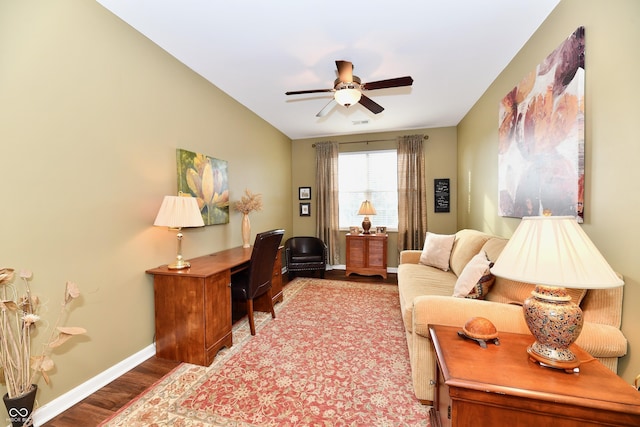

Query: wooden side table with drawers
345;233;388;278
429;324;640;427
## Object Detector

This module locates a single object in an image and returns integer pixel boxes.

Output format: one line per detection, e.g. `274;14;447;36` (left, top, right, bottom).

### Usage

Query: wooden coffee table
429;325;640;427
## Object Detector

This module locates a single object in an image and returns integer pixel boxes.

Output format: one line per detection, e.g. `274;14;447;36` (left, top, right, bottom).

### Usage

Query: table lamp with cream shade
357;200;377;234
490;215;623;372
154;195;205;269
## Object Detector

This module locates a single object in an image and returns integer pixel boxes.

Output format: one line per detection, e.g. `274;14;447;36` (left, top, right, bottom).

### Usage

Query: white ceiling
96;0;560;140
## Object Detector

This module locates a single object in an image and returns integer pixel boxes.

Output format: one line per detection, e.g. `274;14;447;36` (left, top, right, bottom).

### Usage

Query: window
338;150;398;230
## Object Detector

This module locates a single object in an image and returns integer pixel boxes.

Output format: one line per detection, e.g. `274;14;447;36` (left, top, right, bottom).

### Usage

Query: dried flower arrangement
0;268;86;399
234;189;263;215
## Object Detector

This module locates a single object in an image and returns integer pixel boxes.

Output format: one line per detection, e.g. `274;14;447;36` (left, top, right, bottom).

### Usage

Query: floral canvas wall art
177;148;229;225
498;27;585;222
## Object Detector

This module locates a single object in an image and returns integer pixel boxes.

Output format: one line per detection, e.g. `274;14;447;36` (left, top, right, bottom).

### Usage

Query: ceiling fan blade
358;94;384;114
335;60;354;83
316;99;337;117
362;76;414;91
286;88;333;95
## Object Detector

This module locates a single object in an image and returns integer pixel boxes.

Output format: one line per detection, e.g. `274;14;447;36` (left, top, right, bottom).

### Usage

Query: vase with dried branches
0;268;86;426
233;189;263;248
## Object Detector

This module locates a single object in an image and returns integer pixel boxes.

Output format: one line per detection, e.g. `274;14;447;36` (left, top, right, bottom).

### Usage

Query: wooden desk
146;246;283;366
429;325;640;427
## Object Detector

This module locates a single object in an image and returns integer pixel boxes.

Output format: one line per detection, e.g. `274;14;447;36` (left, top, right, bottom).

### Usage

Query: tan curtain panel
397;134;427;253
315;141;341;265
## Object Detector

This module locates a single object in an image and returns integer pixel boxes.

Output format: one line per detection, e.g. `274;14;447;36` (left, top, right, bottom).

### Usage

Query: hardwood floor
43;357;181;426
43;269;397;426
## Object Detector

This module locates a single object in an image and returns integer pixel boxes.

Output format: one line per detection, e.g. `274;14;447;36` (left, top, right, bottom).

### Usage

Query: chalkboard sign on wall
434;178;450;213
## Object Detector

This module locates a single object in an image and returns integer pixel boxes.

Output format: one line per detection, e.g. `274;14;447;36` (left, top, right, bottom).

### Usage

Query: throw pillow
419;232;455;271
465;270;496;300
453;251;495;299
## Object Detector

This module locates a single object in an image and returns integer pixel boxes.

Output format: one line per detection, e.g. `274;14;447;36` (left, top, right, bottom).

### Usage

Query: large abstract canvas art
498;27;585;222
177;148;229;225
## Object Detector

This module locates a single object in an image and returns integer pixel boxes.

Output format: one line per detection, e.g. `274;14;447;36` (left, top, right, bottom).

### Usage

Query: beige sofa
398;229;627;404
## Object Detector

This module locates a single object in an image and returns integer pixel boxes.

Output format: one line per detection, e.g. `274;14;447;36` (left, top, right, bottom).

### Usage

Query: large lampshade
357;200;377;234
154;195;205;269
154;195;205;228
491;215;623;371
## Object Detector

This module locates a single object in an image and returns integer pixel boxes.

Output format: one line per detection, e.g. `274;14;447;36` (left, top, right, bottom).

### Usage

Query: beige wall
458;0;640;384
0;0;292;409
292;127;458;267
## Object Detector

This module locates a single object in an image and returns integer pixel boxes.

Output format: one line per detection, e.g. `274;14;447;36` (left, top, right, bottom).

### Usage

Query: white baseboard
32;344;156;426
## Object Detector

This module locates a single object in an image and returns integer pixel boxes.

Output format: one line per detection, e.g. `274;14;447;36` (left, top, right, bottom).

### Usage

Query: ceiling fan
285;60;414;117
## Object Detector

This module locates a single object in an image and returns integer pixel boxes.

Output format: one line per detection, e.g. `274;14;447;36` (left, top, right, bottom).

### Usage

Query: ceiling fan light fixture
286;61;412;115
334;87;362;107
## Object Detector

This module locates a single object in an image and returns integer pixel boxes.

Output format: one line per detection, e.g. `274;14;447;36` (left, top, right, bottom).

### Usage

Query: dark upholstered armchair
285;236;328;280
231;229;284;335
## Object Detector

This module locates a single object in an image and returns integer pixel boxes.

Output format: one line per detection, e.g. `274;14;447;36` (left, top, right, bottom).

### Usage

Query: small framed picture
376;226;387;234
299;202;311;216
299;187;311;200
349;226;360;235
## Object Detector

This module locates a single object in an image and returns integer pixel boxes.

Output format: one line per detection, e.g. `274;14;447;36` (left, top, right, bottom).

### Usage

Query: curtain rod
312;135;428;148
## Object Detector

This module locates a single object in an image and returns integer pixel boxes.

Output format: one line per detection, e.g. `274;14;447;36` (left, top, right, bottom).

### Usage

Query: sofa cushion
487;278;587;306
290;254;323;263
453;251;495;299
479;237;508;264
581;285;623;328
419;232;455;271
449;230;492;277
575;320;628;357
397;263;457;332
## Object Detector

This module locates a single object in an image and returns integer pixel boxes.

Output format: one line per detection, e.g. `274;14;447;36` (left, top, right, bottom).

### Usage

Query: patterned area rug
100;278;430;426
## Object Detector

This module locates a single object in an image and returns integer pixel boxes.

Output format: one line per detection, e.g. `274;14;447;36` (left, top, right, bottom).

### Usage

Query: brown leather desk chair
231;229;284;335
